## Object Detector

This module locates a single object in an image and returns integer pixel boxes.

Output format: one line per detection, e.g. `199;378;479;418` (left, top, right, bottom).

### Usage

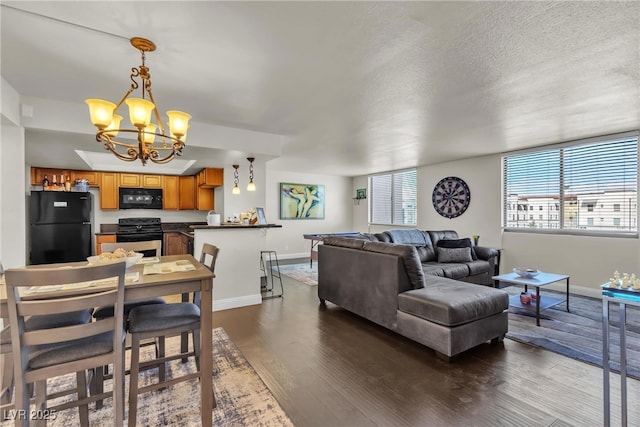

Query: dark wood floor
212;275;639;427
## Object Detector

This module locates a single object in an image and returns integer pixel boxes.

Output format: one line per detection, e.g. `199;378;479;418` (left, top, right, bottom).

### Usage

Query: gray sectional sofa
318;229;509;359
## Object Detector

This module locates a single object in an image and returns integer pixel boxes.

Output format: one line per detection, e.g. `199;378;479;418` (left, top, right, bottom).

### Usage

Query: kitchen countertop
191;224;282;230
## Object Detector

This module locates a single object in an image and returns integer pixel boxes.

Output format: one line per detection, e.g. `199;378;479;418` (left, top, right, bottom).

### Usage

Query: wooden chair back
4;262;127;425
102;240;162;257
199;243;220;274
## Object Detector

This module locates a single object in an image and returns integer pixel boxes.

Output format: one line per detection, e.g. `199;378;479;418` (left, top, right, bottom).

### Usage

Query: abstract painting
280;183;325;219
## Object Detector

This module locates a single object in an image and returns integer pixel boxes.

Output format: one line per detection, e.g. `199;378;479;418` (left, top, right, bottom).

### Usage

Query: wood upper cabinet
100;172;118;210
119;173;140;188
179;176;196;210
196;187;215;211
162;175;179;210
31;168;71;187
70;170;101;187
95;234;116;255
142;174;162;188
197;168;224;188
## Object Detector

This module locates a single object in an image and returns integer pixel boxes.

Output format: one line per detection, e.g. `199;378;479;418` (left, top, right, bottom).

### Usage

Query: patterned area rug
504;286;640;379
2;328;293;426
277;263;318;286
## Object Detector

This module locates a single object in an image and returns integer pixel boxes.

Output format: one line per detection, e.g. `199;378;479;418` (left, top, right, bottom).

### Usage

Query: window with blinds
503;132;638;235
369;169;417;225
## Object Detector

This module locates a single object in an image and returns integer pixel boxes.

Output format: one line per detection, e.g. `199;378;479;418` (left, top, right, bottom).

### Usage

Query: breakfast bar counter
191;224;282;311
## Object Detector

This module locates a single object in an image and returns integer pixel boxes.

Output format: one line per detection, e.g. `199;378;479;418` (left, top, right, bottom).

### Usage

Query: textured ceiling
2;1;639;176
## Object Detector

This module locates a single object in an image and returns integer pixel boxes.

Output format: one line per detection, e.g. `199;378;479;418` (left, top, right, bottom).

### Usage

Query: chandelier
246;157;256;191
85;37;191;165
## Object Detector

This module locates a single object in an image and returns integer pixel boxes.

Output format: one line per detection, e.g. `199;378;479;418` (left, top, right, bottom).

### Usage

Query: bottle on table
65;176;72;192
42;174;49;189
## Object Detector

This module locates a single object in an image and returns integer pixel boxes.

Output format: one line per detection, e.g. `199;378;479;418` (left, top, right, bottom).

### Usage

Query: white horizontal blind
370;169;417;225
503;133;638;234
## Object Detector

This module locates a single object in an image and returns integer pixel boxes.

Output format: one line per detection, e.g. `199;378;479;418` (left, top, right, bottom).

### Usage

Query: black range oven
116;217;163;256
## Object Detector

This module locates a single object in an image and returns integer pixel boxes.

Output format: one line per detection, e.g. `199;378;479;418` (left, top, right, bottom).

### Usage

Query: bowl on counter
88;252;143;269
513;267;540;279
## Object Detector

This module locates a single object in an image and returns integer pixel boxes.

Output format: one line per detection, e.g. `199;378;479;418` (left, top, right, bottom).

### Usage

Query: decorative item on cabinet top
31;167;223;188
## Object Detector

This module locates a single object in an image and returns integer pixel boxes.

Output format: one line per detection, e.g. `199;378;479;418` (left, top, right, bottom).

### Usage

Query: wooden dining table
0;254;215;426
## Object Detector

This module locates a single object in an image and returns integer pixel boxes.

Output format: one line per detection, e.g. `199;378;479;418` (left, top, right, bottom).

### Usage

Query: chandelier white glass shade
86;37;191;165
232;164;241;195
246;157;256;191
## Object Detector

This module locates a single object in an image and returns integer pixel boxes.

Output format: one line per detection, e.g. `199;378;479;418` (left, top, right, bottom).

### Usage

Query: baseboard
542;283;603;299
214;294;262;311
276;252;309;260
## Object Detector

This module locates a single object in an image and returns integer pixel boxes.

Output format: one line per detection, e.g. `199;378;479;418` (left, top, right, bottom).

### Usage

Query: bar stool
260;250;283;299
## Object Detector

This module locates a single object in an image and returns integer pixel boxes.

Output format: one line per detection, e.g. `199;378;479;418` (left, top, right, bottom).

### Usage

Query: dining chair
177;243;219;362
100;240;162;259
5;262;127;426
93;240;166;323
126;244;219;427
1;262;93;421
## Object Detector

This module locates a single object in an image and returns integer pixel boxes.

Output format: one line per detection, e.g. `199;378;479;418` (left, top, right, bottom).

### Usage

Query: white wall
353;153;640;294
1;78;27;268
266;168;353;258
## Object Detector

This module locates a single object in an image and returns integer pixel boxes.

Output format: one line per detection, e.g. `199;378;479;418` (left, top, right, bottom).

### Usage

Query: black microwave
119;187;163;210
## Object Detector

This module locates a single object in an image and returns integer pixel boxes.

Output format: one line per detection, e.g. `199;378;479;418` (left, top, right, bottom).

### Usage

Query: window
503;132;638;235
369;169;417;225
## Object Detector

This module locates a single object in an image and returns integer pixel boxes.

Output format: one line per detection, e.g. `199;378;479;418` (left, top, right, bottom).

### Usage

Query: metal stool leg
260;250;283;299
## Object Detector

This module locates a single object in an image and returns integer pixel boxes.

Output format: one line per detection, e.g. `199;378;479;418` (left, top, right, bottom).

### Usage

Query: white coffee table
492;271;570;326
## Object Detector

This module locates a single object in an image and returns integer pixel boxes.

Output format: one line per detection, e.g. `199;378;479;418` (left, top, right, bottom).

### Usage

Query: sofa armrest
474;246;500;276
474;246;498;261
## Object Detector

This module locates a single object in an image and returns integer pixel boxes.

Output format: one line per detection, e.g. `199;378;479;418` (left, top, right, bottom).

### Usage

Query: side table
602;285;640;427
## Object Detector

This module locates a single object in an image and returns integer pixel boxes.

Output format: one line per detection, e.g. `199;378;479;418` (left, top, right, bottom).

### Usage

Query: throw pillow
437;247;473;263
436;238;477;260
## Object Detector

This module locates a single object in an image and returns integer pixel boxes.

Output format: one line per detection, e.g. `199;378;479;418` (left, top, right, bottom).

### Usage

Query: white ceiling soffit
74;150;196;175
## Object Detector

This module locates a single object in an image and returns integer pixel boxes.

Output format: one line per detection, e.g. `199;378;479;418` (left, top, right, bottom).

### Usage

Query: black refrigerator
30;191;93;265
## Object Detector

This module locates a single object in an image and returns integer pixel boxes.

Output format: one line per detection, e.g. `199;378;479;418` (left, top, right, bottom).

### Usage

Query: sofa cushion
385;229;432;246
421;263;445;277
440;263;471;279
397;278;509;327
427;230;459;246
437;247;473;263
415;245;437;262
375;233;392;242
466;259;493;276
362;242;425;289
436;238;477;260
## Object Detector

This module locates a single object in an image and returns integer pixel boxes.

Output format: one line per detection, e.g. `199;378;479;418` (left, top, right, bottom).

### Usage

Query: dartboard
432;176;471;219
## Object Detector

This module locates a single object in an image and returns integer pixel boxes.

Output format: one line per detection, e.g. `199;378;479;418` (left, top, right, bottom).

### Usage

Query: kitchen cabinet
179;176;196;210
119;173;140;188
196;187;214;211
100;172;118;210
70;170;100;187
30;167;223;211
162;175;179;210
182;233;194;254
163;232;184;255
142;174;162;188
95;234;116;255
163;232;193;255
31;168;71;187
197;168;223;188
